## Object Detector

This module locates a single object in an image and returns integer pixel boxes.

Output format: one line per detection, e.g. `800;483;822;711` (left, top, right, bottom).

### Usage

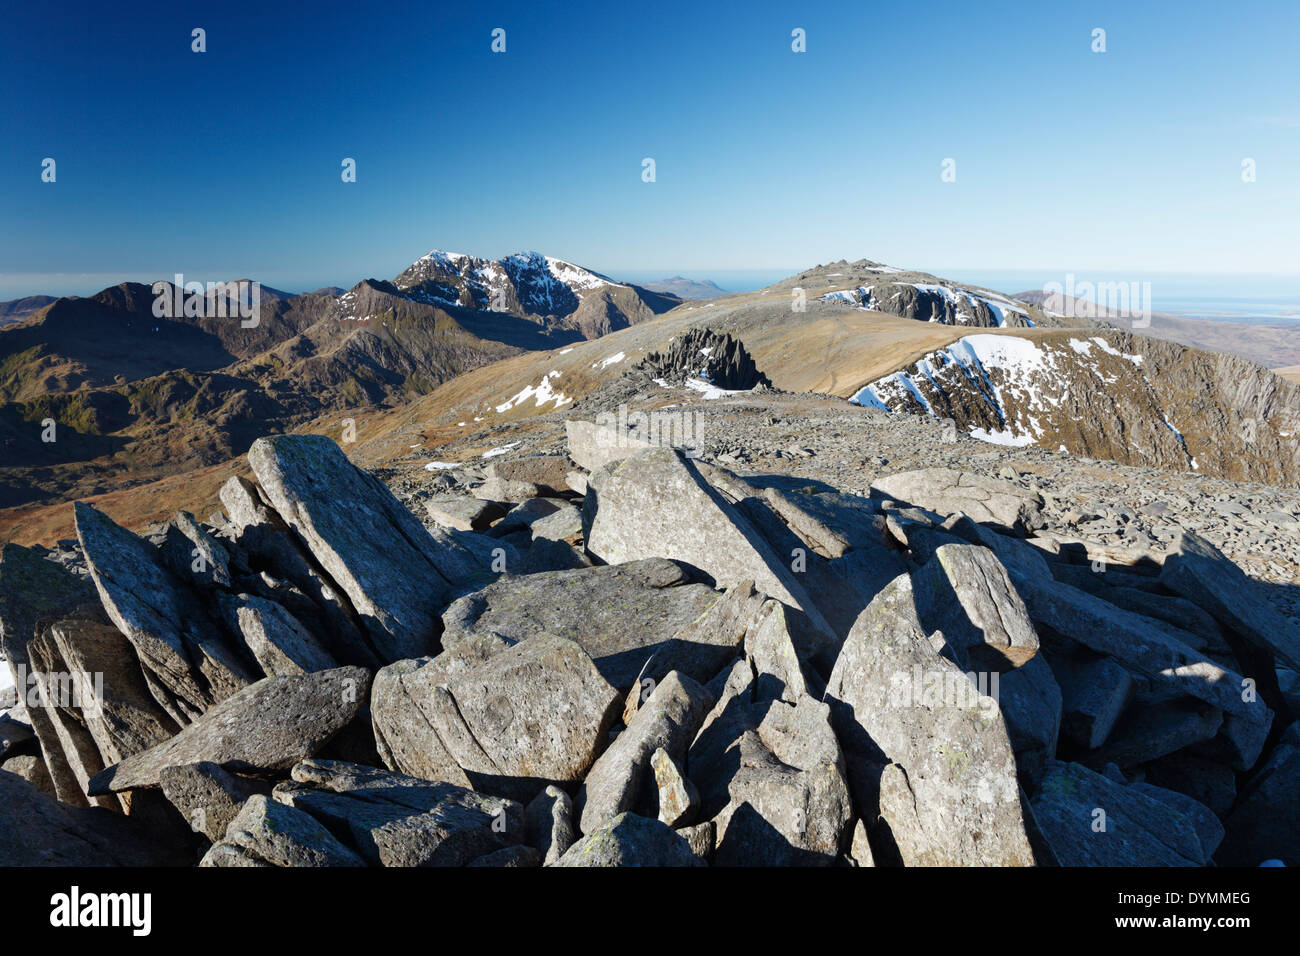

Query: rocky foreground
1;410;1298;866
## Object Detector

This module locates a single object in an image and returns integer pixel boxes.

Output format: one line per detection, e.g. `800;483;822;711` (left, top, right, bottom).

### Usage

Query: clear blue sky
2;0;1297;298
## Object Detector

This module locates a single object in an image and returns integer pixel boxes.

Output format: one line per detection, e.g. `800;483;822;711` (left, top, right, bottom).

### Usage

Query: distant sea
945;271;1300;327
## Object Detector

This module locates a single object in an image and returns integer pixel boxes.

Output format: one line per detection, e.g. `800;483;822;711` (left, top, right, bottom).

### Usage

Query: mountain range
3;249;1299;544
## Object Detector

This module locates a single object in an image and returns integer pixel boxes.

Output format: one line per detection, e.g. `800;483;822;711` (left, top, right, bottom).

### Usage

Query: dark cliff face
391;250;677;337
834;283;1039;328
853;329;1300;486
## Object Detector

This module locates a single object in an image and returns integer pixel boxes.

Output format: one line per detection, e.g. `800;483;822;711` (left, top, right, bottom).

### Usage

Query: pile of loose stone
1;414;1297;866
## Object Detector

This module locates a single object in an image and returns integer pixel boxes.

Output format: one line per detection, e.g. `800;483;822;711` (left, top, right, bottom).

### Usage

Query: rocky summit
3;378;1298;867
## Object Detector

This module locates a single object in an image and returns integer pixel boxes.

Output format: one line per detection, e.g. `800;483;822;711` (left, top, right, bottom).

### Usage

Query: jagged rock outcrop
632;328;772;390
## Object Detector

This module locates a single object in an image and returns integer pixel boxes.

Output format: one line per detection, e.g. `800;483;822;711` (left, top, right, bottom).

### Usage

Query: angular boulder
248;434;454;662
871;468;1045;534
577;671;714;833
371;635;619;799
824;573;1034;866
88;666;371;794
583;447;834;653
440;558;724;689
75;502;257;722
553;812;704;867
1161;531;1300;670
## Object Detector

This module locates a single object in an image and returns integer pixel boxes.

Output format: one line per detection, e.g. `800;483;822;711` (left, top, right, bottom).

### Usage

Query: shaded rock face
632;328;772;391
1031;761;1218;866
0;769;187;866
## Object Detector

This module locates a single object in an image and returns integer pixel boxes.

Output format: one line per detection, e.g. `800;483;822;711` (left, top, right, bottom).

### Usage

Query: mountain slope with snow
393;250;678;338
853;329;1300;484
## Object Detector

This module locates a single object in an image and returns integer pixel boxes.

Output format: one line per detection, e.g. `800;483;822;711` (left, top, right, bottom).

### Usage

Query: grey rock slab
849;819;876;867
273;781;515;867
577;671;713;833
0;549;98;807
911;543;1061;778
489;497;567;537
440;558;722;689
565;470;588;495
553;811;704;867
1141;753;1237;817
1050;652;1136;750
486;455;575;496
824;573;1034;866
759;488;890;559
220;475;371;666
372;635;619;800
650;747;699;827
74;502;256;721
248;434;453;662
709;695;854;867
745;598;822;704
565;419;653;472
88;666;370;794
199;842;272;867
871;467;1045;534
160;761;273;841
159;510;235;589
467;844;541;867
0;769;184;866
1085;691;1223;769
3;754;55;796
216;593;338;677
1128;782;1224;861
583;446;835;655
474;477;541;503
528;504;584;543
288;759;522;835
1031;761;1210;866
424;495;506;532
1008;562;1272;730
678;821;715;861
1218;724;1300;866
224;793;366;867
30;611;181;805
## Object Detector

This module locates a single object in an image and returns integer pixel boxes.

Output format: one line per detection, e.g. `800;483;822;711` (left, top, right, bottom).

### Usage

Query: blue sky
2;0;1297;298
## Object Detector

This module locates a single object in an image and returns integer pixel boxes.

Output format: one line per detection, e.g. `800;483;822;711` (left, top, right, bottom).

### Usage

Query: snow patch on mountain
495;371;572;413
